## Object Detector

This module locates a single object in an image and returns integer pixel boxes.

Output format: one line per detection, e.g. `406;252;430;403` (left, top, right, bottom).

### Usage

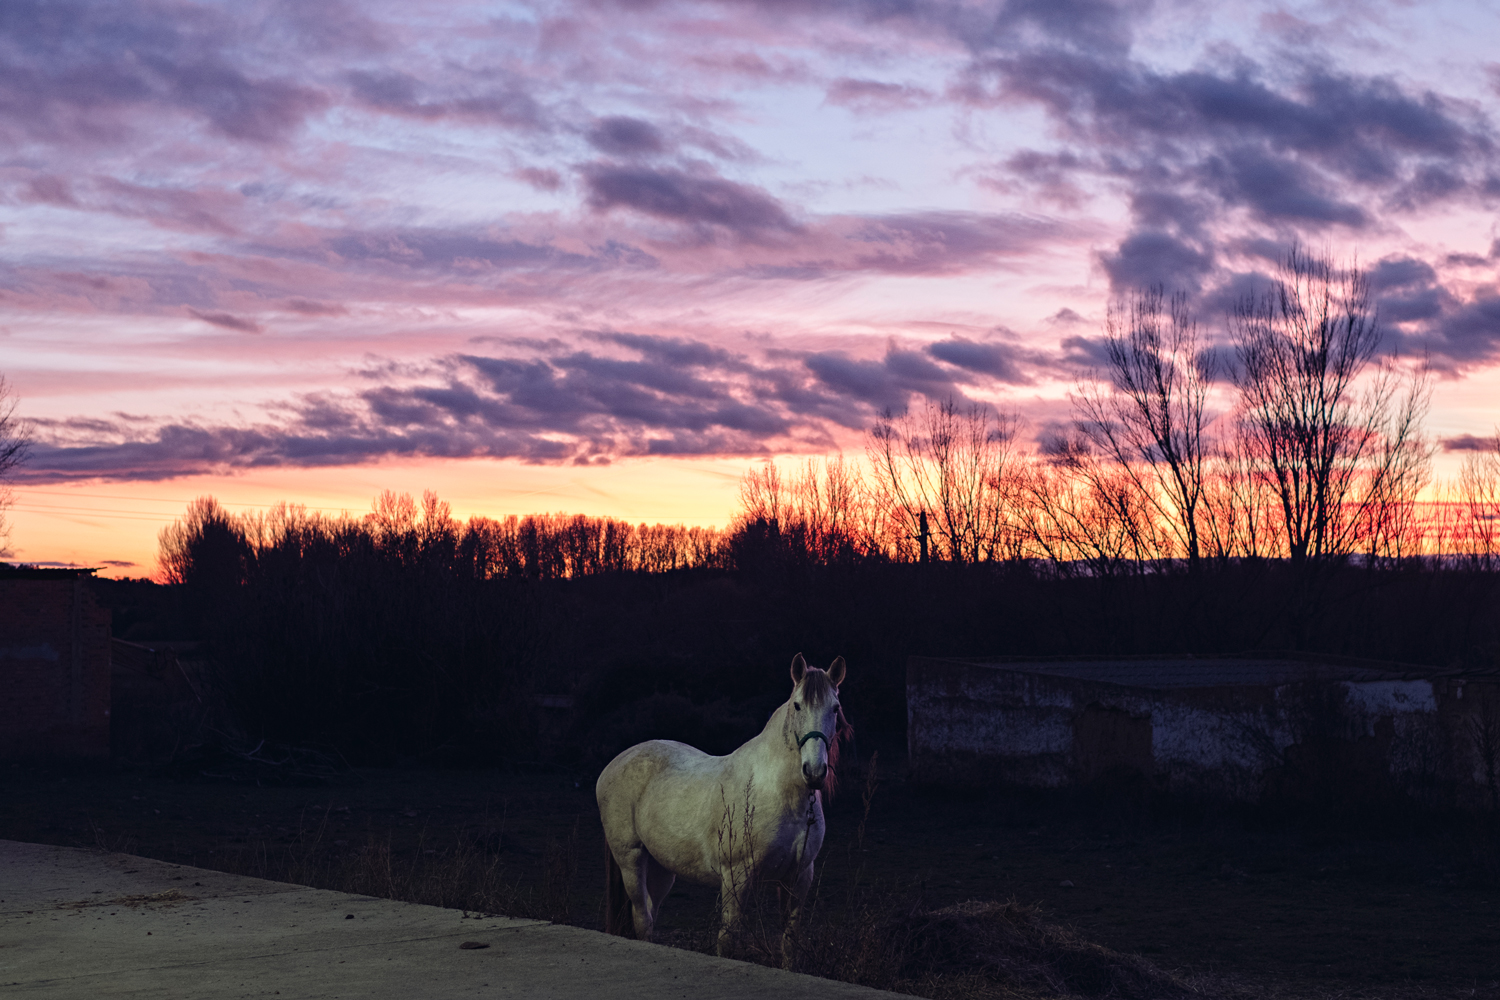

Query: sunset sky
4;0;1500;576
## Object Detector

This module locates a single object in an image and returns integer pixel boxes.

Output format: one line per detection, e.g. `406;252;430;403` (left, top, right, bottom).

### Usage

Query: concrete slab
0;840;899;999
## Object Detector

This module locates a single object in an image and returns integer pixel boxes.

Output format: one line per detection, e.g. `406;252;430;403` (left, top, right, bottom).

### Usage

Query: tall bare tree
735;458;874;562
1074;287;1215;571
1231;247;1430;567
1199;420;1279;563
1013;435;1172;576
0;376;32;553
790;456;865;560
1453;431;1500;568
867;398;1020;563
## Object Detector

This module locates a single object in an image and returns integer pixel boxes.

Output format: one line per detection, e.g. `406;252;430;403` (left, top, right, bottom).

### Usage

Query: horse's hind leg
643;855;675;928
619;849;676;942
604;845;632;937
614;846;656;941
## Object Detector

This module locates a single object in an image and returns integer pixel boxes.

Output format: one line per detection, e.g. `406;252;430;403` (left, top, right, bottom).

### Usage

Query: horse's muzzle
802;762;827;790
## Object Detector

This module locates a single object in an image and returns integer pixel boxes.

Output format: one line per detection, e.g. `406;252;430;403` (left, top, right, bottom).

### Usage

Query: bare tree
1074;287;1215;571
1015;434;1174;575
867;398;1020;563
1200;420;1279;563
1453;431;1500;569
734;458;876;563
0;377;32;553
1231;247;1431;567
738;462;789;529
790;456;865;561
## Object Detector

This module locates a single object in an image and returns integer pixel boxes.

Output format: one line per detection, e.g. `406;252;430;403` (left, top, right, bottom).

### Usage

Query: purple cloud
188;309;261;333
1100;232;1215;293
825;77;934;112
0;0;328;145
586;116;668;156
582;165;800;242
974;40;1499;303
926;336;1033;384
345;69;545;129
19;327;1049;482
1442;433;1500;452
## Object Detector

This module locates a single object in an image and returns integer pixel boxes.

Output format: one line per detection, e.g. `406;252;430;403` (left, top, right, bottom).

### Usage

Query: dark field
5;759;1498;999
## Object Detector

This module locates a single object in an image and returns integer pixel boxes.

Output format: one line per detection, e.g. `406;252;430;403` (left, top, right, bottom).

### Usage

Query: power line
14;488;360;514
8;505;183;524
14;486;577;513
9;488;713;528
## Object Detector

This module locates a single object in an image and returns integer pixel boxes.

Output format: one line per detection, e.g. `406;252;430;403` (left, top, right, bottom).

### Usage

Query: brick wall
0;573;112;759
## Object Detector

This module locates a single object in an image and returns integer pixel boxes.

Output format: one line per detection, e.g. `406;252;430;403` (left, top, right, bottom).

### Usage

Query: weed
855;750;879;854
539;817;580;923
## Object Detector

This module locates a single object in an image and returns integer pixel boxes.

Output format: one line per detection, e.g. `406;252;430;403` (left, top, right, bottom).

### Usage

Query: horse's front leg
779;863;814;969
716;866;748;957
781;790;824;968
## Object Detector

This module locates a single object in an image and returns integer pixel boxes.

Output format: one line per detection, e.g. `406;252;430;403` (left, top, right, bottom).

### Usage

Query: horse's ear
790;653;807;684
827;656;846;687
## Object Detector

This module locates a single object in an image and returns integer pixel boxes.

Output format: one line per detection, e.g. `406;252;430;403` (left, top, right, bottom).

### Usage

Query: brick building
0;567;112;759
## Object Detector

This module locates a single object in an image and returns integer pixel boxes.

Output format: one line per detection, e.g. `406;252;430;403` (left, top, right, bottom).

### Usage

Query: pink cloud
824;77;934;112
188;308;262;333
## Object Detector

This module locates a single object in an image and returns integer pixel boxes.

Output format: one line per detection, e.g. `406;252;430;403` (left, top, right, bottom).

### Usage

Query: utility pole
918;509;930;565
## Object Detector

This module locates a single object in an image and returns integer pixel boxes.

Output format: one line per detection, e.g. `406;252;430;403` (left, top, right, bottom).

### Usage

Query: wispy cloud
20;328;1062;481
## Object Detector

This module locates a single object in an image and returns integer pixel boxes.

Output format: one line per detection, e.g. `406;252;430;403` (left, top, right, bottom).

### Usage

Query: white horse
596;653;850;961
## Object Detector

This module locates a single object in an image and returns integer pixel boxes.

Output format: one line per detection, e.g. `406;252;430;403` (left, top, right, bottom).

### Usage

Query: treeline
161;490;732;585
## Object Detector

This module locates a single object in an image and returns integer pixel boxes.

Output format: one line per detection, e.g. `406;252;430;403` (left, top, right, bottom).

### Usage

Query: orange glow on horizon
4;455;762;579
5;443;1492;580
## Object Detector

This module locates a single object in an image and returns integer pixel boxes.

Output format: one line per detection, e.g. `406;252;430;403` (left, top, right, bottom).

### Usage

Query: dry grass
694;756;1195;999
708;874;1195;999
684;759;1500;1000
809;897;1191;999
1189;980;1500;1000
725;886;1500;999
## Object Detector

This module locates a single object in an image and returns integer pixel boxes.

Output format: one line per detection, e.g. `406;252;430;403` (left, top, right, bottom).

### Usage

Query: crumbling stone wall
908;656;1499;808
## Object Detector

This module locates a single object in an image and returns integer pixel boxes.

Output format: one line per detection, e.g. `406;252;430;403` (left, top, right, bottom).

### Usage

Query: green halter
797;730;829;749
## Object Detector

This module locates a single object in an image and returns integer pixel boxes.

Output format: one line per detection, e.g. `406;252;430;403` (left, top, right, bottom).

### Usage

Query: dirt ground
4;758;1498;997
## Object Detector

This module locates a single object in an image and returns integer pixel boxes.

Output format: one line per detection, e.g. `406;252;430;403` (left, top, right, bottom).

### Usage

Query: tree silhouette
1231;247;1430;567
0;376;31;553
1074;287;1214;571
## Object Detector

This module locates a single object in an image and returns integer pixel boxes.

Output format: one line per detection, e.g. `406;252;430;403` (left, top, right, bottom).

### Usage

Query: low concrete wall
907;657;1500;807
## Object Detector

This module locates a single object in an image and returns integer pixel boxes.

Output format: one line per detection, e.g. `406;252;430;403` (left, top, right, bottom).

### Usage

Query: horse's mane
799;667;854;798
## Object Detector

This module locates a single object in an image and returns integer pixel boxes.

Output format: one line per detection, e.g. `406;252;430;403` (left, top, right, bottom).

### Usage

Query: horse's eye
794;703;801;711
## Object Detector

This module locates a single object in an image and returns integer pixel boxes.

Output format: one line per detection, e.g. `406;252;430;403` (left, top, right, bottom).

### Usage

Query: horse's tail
604;845;634;938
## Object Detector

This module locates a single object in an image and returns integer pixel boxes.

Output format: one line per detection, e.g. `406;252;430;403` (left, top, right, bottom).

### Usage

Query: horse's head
787;653;849;793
